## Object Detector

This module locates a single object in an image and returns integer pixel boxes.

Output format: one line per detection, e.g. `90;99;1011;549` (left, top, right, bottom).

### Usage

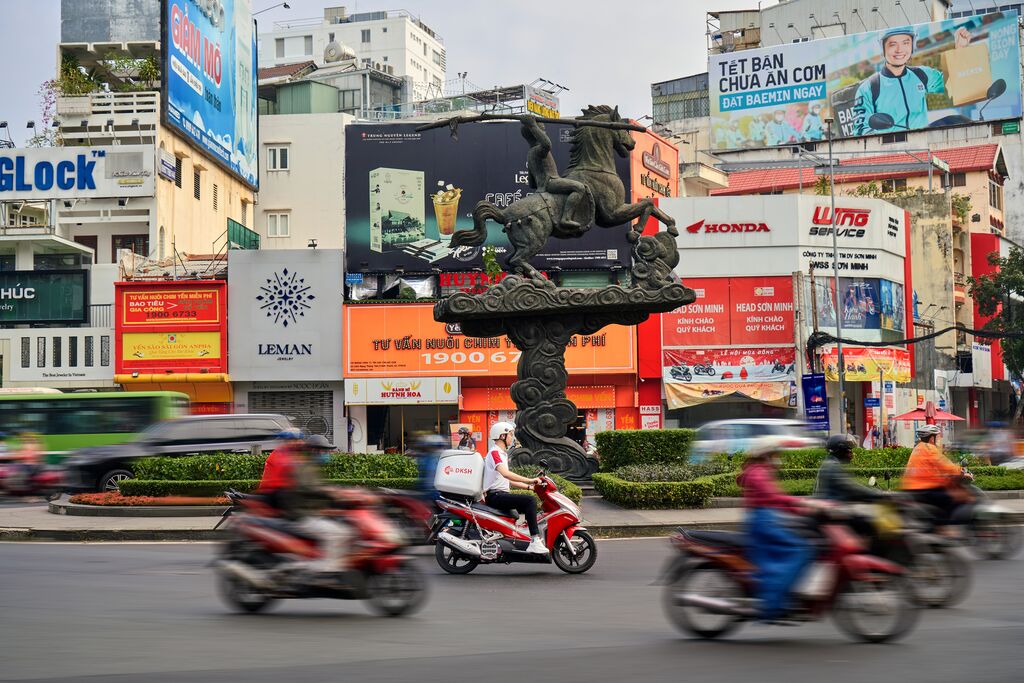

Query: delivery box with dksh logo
434;449;484;498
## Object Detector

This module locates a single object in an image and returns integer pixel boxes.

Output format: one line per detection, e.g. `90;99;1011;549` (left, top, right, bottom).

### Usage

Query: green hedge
119;478;420;498
593;472;715;509
510;468;583;504
132;453;417;481
613;462;734;483
594;429;696;471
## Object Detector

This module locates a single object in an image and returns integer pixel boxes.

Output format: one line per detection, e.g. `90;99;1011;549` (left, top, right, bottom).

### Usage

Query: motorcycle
954;462;1022;560
670;365;693;382
374;487;437;545
661;505;919;643
771;361;786;374
0;458;64;500
692;362;716;377
212;488;429;617
429;461;596;574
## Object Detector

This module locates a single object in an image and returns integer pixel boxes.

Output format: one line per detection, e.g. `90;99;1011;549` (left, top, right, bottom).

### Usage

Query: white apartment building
257;112;353;250
259;6;446;100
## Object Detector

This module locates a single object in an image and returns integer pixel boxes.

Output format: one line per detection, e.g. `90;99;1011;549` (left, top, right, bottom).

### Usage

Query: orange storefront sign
344;304;635;377
630;129;678;203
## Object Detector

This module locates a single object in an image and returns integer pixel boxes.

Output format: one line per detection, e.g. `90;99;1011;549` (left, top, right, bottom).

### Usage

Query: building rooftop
712;144;1005;195
257;61;317;83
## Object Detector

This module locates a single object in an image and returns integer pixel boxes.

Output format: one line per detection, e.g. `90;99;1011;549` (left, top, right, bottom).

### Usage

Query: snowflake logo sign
256;268;315;327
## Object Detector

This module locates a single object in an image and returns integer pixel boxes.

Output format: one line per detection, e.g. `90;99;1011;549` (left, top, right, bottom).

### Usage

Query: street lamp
824;117;847;435
254;2;289;16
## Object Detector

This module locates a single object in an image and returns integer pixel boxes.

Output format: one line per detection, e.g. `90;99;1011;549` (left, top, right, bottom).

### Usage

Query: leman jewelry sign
228;249;343;381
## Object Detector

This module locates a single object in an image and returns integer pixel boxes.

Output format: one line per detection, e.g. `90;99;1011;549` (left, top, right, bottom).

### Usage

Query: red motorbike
661;506;919;643
374;487;437;545
430;461;596;574
213;487;428;617
0;458;64;500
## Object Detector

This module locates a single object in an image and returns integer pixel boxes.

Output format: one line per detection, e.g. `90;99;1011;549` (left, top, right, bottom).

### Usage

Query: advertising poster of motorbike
821;346;912;382
709;11;1022;148
663;347;796;384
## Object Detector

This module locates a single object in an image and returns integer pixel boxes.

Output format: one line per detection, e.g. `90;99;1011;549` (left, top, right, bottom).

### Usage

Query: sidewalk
2;497;1023;542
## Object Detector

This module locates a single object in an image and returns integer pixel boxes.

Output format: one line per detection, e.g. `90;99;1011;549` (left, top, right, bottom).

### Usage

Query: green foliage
482;245;502;283
510;468;583;504
969;245;1024;412
814;176;832;196
594;429;695;471
613;462;733;483
56;54;98;96
592;472;715;509
132;453;416;481
119;478;418;497
951;193;971;224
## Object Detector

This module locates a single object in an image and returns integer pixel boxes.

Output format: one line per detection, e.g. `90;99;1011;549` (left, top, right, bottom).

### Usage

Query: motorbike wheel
663;565;743;639
970;518;1023;560
832;573;919;643
215;569;276;614
366;561;429;617
552;530;597;574
909;547;971;608
434;541;479;574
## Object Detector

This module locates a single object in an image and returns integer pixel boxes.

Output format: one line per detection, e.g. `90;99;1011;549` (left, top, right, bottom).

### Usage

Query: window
382;26;387;33
267;213;290;237
267;146;289;170
241;202;248;227
303;35;313;55
20;337;30;368
989;181;1003;210
52;337;61;368
881;178;907;193
423;43;427;57
329;32;334;41
193;170;201;200
881;132;908;144
944;172;967;188
275;38;284;58
112;234;149;260
174;157;182;188
213;183;219;212
382;56;388;62
84;336;94;367
361;29;370;42
432;49;441;65
101;335;110;366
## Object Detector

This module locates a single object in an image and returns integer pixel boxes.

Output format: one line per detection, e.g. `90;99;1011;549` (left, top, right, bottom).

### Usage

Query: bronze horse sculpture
447;106;680;281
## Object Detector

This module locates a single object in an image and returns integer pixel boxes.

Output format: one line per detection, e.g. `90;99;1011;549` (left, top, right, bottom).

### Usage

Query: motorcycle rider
902;424;966;526
815;434;888;503
257;432;353;575
737;436;820;620
483;421;548;555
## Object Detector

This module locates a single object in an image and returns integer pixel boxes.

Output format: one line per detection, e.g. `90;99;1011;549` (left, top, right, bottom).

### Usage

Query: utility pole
825;117;847;435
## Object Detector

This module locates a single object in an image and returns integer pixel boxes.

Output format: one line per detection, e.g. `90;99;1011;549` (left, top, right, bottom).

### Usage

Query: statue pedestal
435;275;694;478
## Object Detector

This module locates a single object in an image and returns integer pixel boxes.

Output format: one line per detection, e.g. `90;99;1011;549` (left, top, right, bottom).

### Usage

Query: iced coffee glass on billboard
432;184;462;239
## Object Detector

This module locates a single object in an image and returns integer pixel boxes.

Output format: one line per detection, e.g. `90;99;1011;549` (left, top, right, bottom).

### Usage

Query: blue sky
0;0;758;146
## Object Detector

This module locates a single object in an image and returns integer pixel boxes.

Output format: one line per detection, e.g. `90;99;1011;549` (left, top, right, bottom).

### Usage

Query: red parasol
892;401;964;424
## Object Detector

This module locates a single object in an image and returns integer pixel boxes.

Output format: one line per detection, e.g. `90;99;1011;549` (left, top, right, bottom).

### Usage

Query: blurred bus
0;391;189;461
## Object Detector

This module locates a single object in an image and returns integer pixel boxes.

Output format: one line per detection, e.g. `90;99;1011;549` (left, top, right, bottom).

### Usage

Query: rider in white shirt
483;422;548;555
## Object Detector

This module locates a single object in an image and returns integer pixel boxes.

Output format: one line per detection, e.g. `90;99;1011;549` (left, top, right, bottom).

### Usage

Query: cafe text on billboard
710;11;1022;149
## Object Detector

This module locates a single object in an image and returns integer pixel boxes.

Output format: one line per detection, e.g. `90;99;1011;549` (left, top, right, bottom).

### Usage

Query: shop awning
820;346;911;383
665;382;793;410
115;373;233;403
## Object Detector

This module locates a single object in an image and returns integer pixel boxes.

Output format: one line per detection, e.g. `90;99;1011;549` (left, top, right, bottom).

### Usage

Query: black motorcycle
670;365;693;382
692;362;716;377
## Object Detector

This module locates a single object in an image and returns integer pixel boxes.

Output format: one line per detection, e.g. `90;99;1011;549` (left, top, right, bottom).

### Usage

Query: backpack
868;67;929;107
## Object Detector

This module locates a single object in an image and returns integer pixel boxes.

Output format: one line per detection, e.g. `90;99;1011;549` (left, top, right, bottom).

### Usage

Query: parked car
688;419;823;462
63;414;296;492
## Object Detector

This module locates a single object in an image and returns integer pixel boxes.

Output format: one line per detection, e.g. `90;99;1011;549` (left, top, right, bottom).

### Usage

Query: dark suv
63;414;295;492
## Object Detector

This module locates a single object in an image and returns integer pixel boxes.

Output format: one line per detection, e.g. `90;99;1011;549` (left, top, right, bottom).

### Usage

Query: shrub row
594;429;696;471
132;453;417;481
612;462;734;483
119;478;419;497
510;468;583;504
592;472;715;509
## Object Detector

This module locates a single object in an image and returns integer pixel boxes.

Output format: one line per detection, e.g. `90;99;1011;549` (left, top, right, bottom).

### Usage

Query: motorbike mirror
868;476;878;488
868;113;896;130
988;79;1007;100
538;459;549;470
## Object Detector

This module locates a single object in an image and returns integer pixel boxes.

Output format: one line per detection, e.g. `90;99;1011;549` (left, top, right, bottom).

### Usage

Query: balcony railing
953;271;967;287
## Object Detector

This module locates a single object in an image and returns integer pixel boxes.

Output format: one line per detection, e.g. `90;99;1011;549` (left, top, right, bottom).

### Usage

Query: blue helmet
276;429;304;441
880;26;917;53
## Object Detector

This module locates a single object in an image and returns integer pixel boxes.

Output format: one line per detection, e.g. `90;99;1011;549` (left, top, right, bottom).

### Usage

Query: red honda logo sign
685;219;771;234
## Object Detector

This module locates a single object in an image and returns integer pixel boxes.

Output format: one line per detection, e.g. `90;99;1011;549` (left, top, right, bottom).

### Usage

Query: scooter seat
682;530;746;548
247;515;319;542
471;502;519;520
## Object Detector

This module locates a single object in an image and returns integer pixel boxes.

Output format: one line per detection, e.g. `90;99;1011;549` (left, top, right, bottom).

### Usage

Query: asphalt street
1;539;1022;683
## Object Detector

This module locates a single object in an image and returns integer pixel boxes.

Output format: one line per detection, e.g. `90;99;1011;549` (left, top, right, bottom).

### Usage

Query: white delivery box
434;449;484;497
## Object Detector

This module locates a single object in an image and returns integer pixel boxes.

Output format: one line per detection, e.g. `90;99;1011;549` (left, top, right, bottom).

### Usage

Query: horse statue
446;106;679;281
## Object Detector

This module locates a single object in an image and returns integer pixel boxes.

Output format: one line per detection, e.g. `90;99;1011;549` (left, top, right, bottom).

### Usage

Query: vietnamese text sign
345;122;633;273
122;331;221;361
710;11;1022;149
163;0;258;188
662;276;793;347
0;146;154;200
0;271;87;324
344;377;459;405
344;304;635;377
122;287;221;325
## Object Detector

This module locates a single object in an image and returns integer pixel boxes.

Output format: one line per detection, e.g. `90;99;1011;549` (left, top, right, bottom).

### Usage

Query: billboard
0;146;154;200
228;249;344;381
163;0;258;188
802;373;830;431
344;377;460;405
121;287;222;326
630;130;678;204
662;276;794;347
663;347;796;385
710;11;1022;149
821;346;912;382
0;271;87;324
344;304;635;377
345;122;633;273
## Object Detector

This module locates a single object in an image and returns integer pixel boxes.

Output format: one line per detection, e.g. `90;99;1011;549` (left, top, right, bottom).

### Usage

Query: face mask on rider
316;451;331;465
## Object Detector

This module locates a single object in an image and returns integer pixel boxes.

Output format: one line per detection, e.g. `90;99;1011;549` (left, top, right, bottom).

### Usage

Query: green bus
0;391;190;461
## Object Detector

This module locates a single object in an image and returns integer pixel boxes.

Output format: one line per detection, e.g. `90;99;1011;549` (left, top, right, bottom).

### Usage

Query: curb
49;499;227;518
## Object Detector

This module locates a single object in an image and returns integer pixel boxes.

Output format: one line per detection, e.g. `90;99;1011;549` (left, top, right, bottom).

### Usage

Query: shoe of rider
482;422;548;555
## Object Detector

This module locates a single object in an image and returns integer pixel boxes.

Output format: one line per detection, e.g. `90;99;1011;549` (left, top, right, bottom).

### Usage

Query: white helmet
489;421;516;444
917;424;941;441
745;435;789;460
